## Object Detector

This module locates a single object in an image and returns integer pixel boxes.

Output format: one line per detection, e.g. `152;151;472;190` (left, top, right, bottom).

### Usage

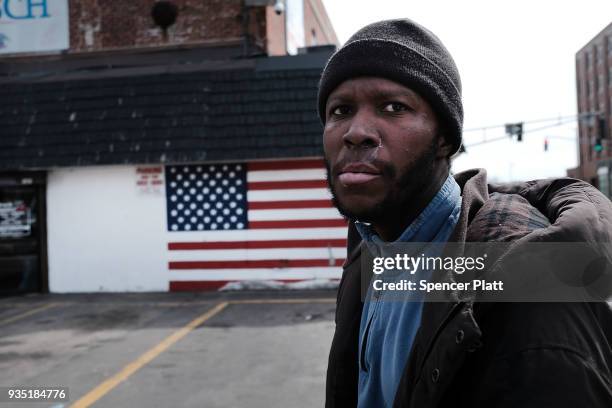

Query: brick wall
265;6;286;56
303;0;339;47
3;0;337;57
68;0;266;53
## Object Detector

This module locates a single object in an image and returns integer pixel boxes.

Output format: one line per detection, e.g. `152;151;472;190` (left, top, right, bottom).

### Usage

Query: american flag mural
165;159;348;291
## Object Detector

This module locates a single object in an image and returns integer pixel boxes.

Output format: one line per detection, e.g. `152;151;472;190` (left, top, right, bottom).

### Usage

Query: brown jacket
326;168;612;407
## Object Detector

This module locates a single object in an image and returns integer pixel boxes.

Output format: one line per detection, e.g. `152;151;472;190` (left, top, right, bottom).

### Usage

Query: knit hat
318;19;463;155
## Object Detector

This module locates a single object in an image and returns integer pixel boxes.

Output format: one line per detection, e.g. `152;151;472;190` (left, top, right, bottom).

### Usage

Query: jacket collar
342;169;489;357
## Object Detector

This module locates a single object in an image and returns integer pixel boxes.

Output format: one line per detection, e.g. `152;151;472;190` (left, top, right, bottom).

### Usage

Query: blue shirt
356;174;462;407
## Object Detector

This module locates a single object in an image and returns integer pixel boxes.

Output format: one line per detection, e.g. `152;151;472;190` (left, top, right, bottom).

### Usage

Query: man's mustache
328;157;395;179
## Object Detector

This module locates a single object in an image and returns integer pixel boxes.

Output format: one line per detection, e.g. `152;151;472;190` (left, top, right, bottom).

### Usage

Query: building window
587;79;591;96
597;165;610;199
585;51;591;69
599;74;605;92
597;44;603;65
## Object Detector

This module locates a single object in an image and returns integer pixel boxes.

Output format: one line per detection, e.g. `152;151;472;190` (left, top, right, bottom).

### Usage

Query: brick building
0;0;341;294
0;0;337;57
567;22;612;198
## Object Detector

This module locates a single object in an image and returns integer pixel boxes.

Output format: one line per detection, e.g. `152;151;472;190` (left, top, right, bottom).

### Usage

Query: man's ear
436;132;454;159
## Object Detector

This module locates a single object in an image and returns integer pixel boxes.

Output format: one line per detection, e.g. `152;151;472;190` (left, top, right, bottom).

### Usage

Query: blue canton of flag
165;164;248;232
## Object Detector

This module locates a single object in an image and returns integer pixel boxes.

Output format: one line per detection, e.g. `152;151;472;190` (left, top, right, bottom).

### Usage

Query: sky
321;0;612;182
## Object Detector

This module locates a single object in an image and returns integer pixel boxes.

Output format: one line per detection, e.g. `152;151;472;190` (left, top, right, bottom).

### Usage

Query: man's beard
325;139;438;224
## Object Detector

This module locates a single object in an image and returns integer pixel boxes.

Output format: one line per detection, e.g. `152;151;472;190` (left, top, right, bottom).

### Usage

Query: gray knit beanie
318;18;463;155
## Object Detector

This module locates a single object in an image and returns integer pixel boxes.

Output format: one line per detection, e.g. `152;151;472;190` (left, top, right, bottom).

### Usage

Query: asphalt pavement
0;291;336;408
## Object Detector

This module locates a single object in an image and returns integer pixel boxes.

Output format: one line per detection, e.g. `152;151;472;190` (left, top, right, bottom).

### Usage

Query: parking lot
0;291;336;408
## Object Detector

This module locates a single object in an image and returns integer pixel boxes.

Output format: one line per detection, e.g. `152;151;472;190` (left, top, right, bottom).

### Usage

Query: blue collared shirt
356;174;462;407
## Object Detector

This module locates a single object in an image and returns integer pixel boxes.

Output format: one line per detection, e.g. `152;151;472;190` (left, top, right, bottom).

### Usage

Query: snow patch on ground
219;279;339;291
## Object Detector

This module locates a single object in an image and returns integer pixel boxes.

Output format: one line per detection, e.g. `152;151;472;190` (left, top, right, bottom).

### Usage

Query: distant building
0;0;342;294
567;22;612;198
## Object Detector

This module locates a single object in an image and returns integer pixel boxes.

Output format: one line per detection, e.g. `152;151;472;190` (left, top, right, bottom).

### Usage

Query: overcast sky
321;0;612;182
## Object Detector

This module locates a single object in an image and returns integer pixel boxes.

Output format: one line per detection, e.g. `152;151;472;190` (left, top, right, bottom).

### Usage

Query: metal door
0;173;47;294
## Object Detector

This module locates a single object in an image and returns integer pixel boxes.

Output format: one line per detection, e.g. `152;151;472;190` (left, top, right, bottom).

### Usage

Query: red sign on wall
136;167;164;194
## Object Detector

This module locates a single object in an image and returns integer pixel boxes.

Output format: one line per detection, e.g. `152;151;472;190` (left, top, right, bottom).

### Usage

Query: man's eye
382;102;408;112
331;105;351;116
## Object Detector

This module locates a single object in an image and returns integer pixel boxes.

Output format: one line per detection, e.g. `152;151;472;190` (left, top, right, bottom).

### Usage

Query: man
318;19;612;407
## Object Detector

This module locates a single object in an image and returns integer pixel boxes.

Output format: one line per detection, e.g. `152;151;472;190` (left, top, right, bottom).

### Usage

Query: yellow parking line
0;303;59;326
69;301;229;408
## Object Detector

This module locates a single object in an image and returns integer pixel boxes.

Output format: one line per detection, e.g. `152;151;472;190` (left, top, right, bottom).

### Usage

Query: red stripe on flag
170;280;234;291
169;258;346;270
248;179;327;190
168;238;347;250
249;219;347;229
248;159;325;171
248;199;333;210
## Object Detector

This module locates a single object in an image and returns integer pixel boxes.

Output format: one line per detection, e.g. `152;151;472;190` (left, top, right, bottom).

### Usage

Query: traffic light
516;123;523;142
505;122;524;142
544;138;548;152
594;117;606;153
595;139;603;153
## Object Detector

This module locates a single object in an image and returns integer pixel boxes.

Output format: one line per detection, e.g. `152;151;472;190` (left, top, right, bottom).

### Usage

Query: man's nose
342;111;381;149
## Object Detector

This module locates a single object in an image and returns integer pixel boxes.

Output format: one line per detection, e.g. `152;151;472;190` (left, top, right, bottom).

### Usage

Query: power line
464;135;509;148
522;118;578;134
461;112;593;149
546;136;576;142
463;112;597;133
464;121;575;148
